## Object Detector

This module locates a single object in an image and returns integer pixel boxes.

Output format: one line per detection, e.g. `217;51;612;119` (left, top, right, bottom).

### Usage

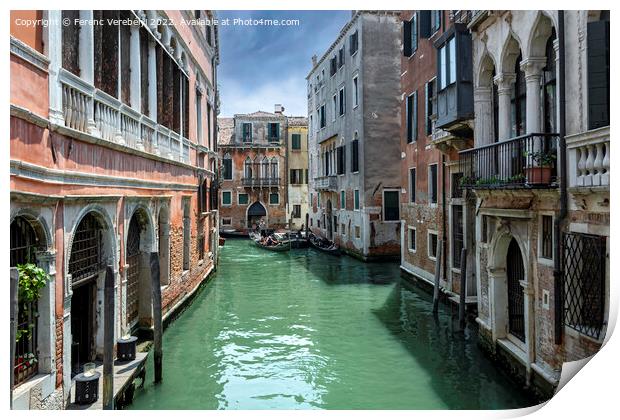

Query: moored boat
254;239;290;252
308;233;340;256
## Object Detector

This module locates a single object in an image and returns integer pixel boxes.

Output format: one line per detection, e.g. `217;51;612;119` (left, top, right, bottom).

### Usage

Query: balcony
59;69;190;163
566;126;609;189
314;175;337;191
242;177;281;187
459;133;559;189
434;25;474;135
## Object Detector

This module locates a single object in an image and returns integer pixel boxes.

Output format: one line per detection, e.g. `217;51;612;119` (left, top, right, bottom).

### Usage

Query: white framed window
427;230;438;261
269;192;280;205
221;190;232;206
237;192;249;205
408;226;417;253
339;86;346;116
538;213;555;264
332;94;337;122
428;163;438;205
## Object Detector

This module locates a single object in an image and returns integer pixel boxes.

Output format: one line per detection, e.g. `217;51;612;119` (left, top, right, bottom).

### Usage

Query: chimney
274;104;284;114
311;54;317;67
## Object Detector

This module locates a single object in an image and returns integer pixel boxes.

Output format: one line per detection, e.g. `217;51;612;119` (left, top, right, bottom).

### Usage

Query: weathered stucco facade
217;108;306;232
10;10;220;409
286;119;309;229
307;11;402;260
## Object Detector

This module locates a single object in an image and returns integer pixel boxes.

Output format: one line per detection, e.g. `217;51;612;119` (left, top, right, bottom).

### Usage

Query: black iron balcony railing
459;133;559;189
242;177;281;187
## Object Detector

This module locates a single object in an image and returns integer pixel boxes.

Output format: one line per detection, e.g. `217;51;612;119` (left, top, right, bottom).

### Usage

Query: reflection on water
129;239;536;409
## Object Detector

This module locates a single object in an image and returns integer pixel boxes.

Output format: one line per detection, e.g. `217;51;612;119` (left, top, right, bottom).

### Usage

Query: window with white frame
428;231;438;260
408;226;416;252
428;164;438;204
353;75;359;107
222;191;232;206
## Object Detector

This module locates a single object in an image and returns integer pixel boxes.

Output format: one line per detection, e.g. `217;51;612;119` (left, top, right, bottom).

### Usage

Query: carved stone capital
520;57;547;81
493;72;516;93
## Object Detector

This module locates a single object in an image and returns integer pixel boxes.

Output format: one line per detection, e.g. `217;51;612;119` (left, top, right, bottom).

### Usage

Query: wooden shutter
424;82;429;136
587;20;610;129
403;20;412;56
406;94;412;142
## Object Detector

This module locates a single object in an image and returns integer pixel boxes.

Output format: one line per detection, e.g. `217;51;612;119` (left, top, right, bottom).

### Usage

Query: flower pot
526;166;552;185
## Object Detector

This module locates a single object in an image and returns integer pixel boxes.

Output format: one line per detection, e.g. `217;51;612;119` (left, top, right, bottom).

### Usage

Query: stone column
493;73;516;179
129;24;141;114
521;279;535;385
521;57;546;134
474;86;493;146
47;11;65;126
79;11;97;135
148;40;158;122
493;73;516;141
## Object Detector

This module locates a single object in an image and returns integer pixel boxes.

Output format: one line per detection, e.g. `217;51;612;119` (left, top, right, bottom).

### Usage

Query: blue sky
217;10;351;117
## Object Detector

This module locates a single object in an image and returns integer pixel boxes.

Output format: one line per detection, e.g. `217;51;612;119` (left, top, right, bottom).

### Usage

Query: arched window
261;156;269;179
542;29;557;133
11;217;41;386
244;157;253;179
511;53;527;137
270;157;279;180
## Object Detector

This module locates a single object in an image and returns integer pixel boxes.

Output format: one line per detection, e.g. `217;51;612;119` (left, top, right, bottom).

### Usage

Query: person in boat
259;218;266;238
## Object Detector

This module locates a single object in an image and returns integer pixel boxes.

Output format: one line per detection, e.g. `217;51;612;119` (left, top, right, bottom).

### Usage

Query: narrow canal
129;239;536;410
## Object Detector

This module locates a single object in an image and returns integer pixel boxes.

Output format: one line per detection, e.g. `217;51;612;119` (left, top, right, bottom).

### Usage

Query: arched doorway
126;208;153;332
68;212;105;375
506;238;525;342
10;216;45;386
247;201;267;231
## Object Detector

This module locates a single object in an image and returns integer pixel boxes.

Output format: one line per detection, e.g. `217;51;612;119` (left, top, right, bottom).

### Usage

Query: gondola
254;239;291;252
308;233;341;256
220;228;248;238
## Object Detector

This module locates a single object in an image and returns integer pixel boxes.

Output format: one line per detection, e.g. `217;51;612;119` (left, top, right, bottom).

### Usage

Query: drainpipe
442;154;447;285
553;10;567;345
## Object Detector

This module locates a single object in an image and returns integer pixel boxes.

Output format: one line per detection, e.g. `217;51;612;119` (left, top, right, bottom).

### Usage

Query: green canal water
129;239;536;410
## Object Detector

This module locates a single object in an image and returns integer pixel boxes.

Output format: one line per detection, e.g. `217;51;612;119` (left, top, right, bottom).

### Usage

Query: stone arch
125;206;155;332
499;32;523;75
247;201;268;230
486;222;531;344
528;12;556;59
10;209;52;253
66;205;117;371
270;156;279;179
477;51;497;88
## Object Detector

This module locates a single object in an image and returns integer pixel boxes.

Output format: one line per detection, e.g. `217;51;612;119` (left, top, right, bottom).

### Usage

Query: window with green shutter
269;192;279;204
292;134;301;150
238;193;249;205
354;189;360;210
222;191;232;205
341;190;345;209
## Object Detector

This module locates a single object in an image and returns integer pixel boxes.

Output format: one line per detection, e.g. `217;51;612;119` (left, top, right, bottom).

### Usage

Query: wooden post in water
150;252;163;383
432;239;443;314
103;265;115;410
10;267;18;409
458;248;468;329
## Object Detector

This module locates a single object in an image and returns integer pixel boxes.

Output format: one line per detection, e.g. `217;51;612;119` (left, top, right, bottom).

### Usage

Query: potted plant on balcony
524;151;555;185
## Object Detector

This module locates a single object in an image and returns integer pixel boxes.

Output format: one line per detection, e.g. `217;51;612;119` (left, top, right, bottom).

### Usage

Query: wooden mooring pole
150;252;163;383
458;248;468;329
103;265;115;410
10;267;18;409
432;239;443;314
